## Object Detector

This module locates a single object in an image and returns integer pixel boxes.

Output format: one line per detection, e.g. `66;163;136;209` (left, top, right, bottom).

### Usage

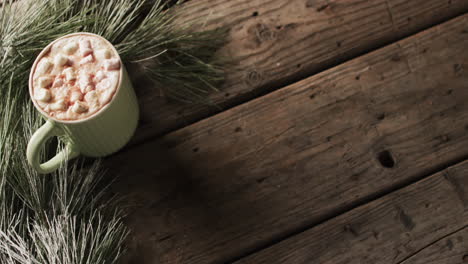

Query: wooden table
111;0;468;263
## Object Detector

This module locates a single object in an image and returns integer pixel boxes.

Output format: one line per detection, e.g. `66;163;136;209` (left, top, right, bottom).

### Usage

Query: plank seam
130;10;468;148
397;225;468;264
224;153;468;264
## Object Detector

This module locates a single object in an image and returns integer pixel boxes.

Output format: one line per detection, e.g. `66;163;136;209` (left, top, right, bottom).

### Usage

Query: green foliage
117;0;226;102
0;0;225;262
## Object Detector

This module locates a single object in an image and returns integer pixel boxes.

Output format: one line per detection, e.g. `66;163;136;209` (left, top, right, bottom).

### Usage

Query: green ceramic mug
27;33;139;174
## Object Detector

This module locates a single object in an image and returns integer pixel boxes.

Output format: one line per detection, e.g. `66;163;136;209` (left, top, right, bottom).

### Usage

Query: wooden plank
235;162;468;264
114;15;468;264
400;228;468;264
132;0;468;142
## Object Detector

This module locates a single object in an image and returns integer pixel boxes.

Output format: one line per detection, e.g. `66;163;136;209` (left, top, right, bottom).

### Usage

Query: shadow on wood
106;139;274;263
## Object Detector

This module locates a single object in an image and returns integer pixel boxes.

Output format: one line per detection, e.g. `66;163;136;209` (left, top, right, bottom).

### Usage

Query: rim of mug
29;32;124;124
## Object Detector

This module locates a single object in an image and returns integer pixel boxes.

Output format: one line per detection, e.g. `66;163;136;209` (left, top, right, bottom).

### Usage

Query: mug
27;32;139;174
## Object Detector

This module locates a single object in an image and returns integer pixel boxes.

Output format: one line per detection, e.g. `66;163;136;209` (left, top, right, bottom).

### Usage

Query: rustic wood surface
114;13;468;264
235;161;468;264
131;0;468;143
399;228;468;264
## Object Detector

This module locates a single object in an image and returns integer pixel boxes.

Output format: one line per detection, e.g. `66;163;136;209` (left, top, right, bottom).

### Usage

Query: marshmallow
35;88;51;102
96;49;112;59
72;101;88;113
96;79;110;91
38;76;53;88
79;40;93;57
49;99;67;111
82;85;94;94
53;87;68;100
104;58;120;71
84;91;99;106
70;90;83;103
52;77;64;88
63;68;76;81
79;72;92;82
79;73;94;93
36;59;53;75
99;89;114;105
79;54;94;65
63;42;78;55
54;54;69;67
95;71;106;82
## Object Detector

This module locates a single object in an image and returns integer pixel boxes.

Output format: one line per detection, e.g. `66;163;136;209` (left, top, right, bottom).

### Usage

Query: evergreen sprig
0;0;225;262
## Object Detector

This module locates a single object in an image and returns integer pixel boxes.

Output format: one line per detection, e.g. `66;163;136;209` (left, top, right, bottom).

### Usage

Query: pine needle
0;0;226;262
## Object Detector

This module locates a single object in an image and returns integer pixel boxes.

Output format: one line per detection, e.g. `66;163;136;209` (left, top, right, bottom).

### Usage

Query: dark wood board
235;161;468;264
115;13;468;264
399;228;468;264
132;0;468;142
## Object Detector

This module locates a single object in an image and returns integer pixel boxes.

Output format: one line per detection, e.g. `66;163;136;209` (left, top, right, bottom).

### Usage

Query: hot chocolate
31;34;121;121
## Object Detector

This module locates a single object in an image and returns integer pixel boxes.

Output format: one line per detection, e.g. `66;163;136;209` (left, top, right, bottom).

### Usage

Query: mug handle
27;119;80;174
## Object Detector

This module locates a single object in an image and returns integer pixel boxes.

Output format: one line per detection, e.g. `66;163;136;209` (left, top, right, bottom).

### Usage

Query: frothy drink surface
32;34;121;121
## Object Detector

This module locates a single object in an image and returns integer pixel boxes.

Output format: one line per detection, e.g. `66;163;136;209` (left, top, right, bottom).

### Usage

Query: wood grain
132;0;468;142
400;228;468;264
115;14;468;264
235;162;468;264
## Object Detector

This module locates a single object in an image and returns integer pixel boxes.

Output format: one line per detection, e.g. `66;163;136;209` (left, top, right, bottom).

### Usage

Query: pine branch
1;0;226;262
118;1;227;102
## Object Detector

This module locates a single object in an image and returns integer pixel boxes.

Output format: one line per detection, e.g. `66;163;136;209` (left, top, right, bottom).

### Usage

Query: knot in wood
245;70;263;86
249;23;276;45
